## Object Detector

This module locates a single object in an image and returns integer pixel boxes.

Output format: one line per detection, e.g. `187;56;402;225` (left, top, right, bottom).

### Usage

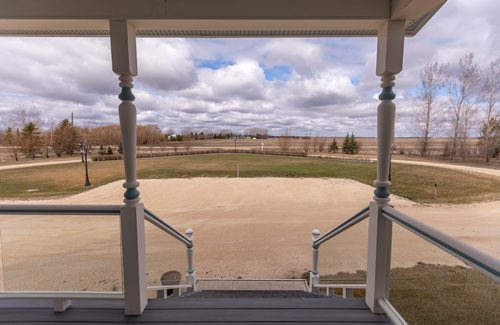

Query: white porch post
366;20;405;313
110;20;147;315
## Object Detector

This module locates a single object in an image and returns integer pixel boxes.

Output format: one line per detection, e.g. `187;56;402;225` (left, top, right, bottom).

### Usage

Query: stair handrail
309;206;370;293
382;206;500;282
312;206;370;249
143;208;193;248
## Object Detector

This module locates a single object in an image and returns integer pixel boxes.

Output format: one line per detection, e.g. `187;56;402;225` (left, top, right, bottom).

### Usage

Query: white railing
381;206;500;282
0;204;196;311
309;206;369;295
311;203;500;325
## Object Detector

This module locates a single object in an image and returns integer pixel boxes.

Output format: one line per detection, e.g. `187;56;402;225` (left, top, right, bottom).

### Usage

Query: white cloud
0;0;499;136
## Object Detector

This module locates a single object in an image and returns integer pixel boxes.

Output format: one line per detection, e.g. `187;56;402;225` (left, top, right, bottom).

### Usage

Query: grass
318;263;500;325
1;153;500;203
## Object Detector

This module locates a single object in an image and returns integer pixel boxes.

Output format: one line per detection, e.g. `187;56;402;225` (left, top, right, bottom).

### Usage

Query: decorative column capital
119;75;136;101
378;74;396;100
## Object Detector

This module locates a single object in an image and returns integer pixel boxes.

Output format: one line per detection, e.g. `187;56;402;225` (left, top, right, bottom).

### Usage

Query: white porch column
366;20;405;313
110;20;147;316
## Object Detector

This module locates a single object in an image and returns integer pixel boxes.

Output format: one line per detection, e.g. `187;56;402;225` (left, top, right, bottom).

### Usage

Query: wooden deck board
0;298;389;323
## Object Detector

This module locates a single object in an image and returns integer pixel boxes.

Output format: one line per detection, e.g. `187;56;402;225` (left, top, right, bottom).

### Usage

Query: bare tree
415;62;448;156
182;129;194;152
317;137;327;152
312;136;319;152
301;134;311;153
447;53;480;160
480;57;500;163
4;127;21;161
278;129;292;153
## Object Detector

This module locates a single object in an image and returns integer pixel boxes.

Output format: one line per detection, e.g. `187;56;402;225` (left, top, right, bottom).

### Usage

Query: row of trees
415;53;500;163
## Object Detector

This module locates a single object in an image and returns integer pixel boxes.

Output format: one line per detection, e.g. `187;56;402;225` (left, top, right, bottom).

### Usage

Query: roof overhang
0;0;446;37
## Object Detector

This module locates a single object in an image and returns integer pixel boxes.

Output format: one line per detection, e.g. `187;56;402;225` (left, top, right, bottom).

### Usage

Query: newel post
185;228;197;292
110;20;147;316
366;20;405;313
309;229;321;292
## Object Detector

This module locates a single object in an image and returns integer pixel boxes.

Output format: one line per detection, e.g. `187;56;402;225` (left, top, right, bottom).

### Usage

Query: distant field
1;153;500;204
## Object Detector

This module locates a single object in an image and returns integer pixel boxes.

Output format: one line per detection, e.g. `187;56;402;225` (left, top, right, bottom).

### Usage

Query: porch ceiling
0;0;446;37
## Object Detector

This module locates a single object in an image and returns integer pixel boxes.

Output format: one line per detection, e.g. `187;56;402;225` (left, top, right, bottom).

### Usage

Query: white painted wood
343;288;353;299
378;298;408;325
53;299;71;312
365;201;392;313
120;204;148;315
0;291;124;299
0;0;166;19
147;284;192;291
110;20;137;77
185;228;197;292
0;231;4;292
314;284;366;289
373;75;396;205
309;229;320;292
0;0;447;37
391;0;446;20
376;20;405;76
0;0;390;19
0;204;121;215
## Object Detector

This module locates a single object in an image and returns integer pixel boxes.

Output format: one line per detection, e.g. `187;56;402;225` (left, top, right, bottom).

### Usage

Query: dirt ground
0;178;498;291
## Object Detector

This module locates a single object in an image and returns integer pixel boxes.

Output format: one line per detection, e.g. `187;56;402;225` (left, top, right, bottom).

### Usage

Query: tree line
415;53;500;163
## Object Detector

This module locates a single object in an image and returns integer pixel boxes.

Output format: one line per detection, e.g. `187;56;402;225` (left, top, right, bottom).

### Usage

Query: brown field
1;137;491;166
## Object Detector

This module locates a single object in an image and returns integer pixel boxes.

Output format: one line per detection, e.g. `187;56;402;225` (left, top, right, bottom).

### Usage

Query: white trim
378;298;408;325
0;291;124;299
314;284;366;289
147;285;192;291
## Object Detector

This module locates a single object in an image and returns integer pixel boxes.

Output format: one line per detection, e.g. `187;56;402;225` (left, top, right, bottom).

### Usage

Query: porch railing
309;206;370;297
0;204;195;311
310;203;500;325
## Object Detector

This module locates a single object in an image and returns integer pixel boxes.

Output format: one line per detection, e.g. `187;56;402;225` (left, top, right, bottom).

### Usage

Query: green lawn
1;153;500;203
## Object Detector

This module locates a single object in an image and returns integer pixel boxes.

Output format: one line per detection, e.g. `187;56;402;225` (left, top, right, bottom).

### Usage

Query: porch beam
391;0;446;20
0;0;390;20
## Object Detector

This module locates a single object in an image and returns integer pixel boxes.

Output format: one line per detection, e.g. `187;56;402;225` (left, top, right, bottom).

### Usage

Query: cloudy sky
0;0;499;137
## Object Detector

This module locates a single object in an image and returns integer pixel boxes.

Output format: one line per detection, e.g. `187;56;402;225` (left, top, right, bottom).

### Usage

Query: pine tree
53;119;79;157
342;133;350;154
21;122;42;159
350;133;359;154
329;138;339;153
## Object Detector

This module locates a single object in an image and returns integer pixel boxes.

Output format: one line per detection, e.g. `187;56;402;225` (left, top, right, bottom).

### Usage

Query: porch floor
0;296;389;324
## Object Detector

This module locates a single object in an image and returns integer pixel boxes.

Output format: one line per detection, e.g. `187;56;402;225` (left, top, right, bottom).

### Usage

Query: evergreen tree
350;133;359;154
118;142;123;154
106;146;113;155
341;133;359;154
342;133;350;154
329;138;339;153
98;145;105;155
21;122;42;159
53;119;79;157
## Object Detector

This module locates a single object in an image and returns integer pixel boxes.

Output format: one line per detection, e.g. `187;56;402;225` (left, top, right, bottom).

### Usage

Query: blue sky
0;0;499;137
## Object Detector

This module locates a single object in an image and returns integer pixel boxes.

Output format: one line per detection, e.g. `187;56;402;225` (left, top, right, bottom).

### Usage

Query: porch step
196;278;308;291
183;290;327;298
